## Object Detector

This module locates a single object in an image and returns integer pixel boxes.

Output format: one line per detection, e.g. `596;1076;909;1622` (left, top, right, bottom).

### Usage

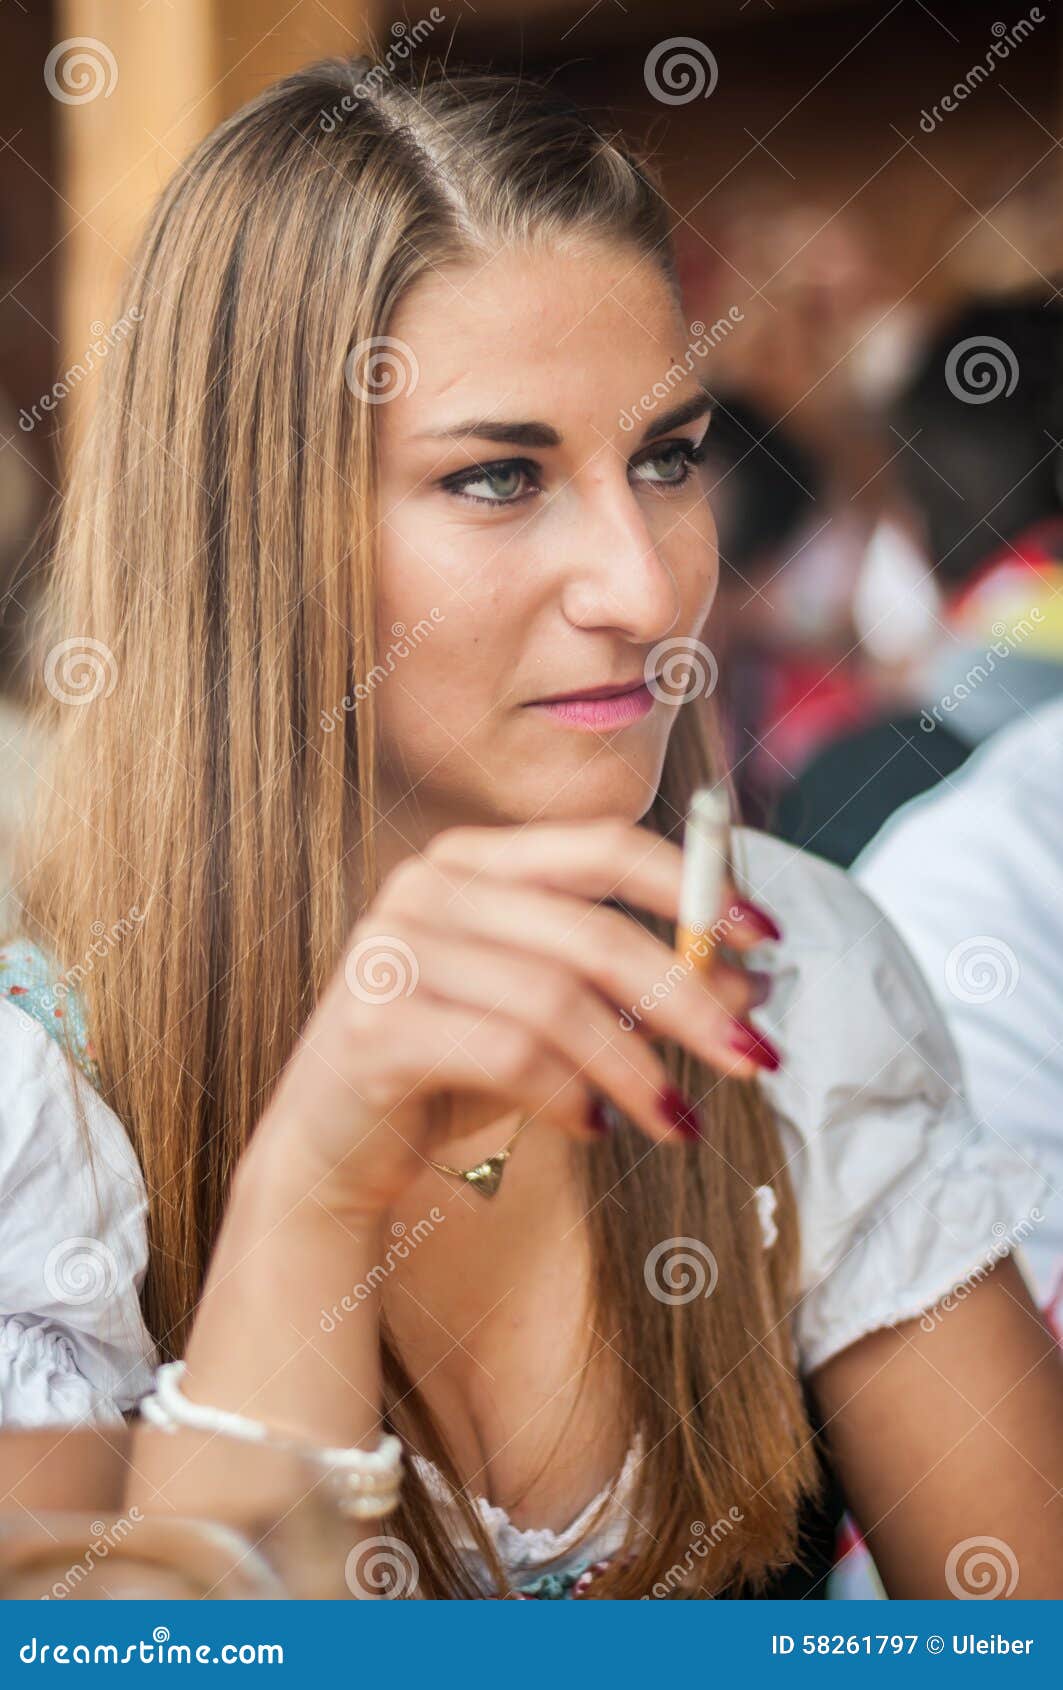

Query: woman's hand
167;816;779;1458
261;817;781;1216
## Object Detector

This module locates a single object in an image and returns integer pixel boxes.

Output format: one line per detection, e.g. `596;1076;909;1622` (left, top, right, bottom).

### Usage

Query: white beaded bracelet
139;1361;403;1520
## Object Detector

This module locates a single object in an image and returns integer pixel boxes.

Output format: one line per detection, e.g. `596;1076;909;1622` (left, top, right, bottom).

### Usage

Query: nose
558;470;683;641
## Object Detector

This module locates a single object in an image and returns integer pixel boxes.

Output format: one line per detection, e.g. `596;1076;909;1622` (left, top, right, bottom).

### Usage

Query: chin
500;769;661;827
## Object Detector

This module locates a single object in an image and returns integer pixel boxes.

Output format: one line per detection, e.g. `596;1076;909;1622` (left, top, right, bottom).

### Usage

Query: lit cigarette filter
678;786;730;974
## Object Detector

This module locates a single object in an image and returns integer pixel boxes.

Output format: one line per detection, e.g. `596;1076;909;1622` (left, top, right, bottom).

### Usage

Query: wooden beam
55;0;216;405
54;0;376;437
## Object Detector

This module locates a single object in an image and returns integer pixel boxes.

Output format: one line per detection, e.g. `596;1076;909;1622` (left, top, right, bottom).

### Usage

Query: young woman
2;55;1061;1600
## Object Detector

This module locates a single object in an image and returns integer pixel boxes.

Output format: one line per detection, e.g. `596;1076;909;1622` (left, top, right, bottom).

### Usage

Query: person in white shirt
856;696;1063;1328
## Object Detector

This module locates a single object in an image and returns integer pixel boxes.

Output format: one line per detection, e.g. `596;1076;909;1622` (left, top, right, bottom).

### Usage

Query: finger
388;918;687;1148
374;992;623;1149
667;920;771;1019
682;951;770;1019
383;866;781;1079
425;818;685;925
705;879;783;953
426;823;782;960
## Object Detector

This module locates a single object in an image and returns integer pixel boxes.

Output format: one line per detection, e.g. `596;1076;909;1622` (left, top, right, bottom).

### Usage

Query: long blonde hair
12;53;819;1596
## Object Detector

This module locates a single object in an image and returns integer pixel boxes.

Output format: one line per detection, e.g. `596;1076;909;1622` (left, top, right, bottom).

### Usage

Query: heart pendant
461;1151;510;1197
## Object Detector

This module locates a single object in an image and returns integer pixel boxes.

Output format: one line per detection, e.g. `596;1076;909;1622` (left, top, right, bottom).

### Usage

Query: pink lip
528;682;655;731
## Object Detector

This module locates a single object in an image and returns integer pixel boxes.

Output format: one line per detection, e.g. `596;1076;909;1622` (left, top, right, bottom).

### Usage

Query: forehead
378;240;689;438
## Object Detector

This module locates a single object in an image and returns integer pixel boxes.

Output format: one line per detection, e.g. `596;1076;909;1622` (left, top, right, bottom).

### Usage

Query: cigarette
678;786;730;974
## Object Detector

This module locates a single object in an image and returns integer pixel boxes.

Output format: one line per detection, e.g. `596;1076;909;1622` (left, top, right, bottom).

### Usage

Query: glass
0;1423;370;1599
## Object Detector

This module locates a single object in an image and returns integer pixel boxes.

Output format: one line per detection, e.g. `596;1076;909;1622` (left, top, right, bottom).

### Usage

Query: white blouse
0;993;154;1423
733;829;1047;1375
0;829;1049;1585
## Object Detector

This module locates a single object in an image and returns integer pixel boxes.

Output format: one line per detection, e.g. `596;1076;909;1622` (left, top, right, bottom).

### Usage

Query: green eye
632;440;706;489
444;459;539;507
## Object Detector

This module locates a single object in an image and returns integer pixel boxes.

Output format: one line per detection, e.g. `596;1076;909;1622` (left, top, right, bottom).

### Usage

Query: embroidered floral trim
492;1552;636;1599
0;938;100;1087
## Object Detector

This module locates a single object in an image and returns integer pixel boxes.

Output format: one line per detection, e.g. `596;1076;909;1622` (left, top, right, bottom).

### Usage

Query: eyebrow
412;383;714;451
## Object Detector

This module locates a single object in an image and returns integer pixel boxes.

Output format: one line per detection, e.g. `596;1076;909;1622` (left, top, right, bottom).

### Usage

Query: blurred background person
699;391;824;827
689;200;898;833
774;292;1063;864
855;695;1063;1341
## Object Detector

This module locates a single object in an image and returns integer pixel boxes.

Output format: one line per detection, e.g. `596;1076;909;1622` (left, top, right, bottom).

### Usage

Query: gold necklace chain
427;1110;531;1199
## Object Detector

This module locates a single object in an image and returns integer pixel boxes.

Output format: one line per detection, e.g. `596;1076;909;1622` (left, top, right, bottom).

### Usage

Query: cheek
376;531;506;742
376;510;436;632
374;627;482;782
378;503;529;672
660;502;719;624
379;499;502;619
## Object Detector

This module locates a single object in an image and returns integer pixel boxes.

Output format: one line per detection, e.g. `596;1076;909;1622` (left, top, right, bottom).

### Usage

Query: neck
433;1103;527;1167
370;781;499;886
367;804;431;887
399;1102;583;1230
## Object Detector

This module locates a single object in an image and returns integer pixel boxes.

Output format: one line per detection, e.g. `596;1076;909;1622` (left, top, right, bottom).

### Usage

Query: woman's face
372;239;718;841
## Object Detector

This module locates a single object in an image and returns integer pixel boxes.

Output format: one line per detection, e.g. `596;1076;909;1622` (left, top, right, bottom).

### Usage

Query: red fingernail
587;1097;614;1134
734;899;782;942
657;1084;703;1141
727;1021;781;1071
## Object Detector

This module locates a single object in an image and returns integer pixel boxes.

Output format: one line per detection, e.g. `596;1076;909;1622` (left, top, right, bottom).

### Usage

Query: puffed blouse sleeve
0;995;157;1425
732;829;1050;1376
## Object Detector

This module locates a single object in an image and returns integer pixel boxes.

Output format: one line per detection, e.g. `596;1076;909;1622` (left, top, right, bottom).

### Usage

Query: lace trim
411;1434;643;1566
